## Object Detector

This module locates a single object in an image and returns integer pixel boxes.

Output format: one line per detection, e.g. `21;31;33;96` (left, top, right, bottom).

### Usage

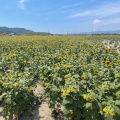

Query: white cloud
92;17;120;31
69;2;120;18
92;19;104;31
19;0;26;10
93;19;103;25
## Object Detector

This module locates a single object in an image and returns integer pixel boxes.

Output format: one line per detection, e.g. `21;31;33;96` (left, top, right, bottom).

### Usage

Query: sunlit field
0;35;120;120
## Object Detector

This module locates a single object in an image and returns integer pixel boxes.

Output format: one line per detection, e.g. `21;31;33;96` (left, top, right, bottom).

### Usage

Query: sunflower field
0;35;120;120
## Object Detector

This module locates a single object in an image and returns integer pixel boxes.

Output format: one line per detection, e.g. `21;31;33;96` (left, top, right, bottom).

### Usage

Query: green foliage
0;35;120;120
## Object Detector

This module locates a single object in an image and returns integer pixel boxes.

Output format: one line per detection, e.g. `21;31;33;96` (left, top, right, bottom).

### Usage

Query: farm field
0;35;120;120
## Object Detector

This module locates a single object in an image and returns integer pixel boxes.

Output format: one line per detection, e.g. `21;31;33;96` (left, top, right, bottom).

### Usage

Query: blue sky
0;0;120;34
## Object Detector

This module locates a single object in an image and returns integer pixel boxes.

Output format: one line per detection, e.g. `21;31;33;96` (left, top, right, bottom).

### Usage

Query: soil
32;84;55;120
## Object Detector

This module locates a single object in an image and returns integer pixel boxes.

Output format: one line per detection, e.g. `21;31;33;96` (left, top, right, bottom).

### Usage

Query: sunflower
94;70;99;75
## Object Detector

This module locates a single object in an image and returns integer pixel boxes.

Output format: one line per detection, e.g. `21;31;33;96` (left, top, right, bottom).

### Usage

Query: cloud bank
69;2;120;18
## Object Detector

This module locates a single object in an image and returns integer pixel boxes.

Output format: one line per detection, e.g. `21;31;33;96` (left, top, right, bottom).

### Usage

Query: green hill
0;27;51;35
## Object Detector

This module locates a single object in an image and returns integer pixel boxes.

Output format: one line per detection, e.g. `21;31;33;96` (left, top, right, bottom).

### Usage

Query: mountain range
0;27;51;35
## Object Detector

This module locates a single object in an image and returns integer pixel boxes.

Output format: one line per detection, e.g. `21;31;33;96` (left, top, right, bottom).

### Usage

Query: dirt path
33;84;64;120
32;84;55;120
32;103;54;120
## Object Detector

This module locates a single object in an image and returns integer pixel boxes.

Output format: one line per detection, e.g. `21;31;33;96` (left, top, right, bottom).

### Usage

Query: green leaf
63;97;73;105
114;106;120;115
63;108;70;115
116;100;120;105
73;100;83;108
0;93;7;101
73;74;79;78
6;98;12;104
85;102;92;108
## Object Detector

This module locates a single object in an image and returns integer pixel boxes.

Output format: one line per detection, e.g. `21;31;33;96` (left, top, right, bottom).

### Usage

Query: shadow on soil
32;106;41;120
0;102;3;117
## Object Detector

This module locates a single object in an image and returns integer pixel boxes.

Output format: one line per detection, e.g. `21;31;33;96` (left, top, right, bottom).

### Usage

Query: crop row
0;36;120;120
